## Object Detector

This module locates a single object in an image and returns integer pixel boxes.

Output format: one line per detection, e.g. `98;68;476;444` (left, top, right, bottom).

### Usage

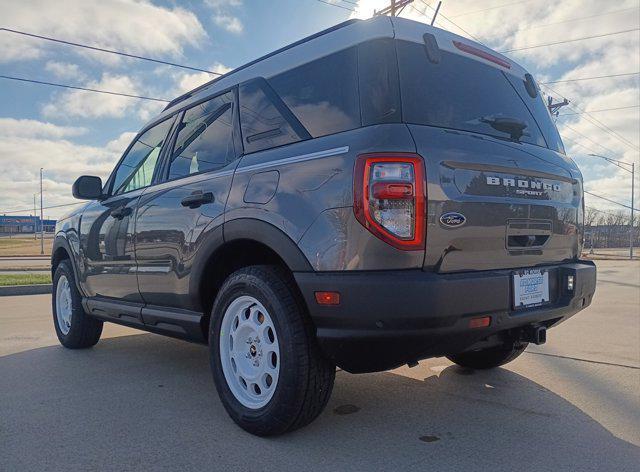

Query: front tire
446;341;528;370
209;265;335;436
52;260;103;349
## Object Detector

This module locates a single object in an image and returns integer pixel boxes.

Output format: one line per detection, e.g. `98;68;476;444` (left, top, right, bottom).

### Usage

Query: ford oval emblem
440;212;466;228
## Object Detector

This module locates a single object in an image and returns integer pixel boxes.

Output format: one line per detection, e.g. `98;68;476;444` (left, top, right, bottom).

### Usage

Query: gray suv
51;17;596;435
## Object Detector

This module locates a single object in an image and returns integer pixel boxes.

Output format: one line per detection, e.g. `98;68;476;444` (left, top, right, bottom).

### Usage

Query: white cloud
213;14;243;34
0;131;124;217
170;62;233;95
206;0;244;34
0;118;87;139
0;0;208;65
106;131;138;154
45;61;87;81
41;73;143;119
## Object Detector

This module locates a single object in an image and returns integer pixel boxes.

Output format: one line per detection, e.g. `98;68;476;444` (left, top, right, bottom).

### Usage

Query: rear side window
358;38;401;125
239;78;307;154
269;47;360;138
396;40;547;148
168;91;235;180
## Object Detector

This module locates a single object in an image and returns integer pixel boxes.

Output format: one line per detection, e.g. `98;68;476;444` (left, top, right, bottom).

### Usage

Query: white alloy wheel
55;274;73;335
219;295;280;409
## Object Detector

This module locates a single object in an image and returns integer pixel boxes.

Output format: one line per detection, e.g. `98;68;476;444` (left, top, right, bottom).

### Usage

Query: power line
449;0;535;18
514;6;640;32
313;0;356;12
541;72;639;84
559;105;640;116
1;202;81;215
561;123;625;159
414;1;484;43
584;190;639;211
542;83;640;153
0;28;221;75
586;205;628;219
499;28;640;53
0;75;170;102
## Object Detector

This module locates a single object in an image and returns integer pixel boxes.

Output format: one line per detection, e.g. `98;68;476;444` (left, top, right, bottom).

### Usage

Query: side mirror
72;176;103;200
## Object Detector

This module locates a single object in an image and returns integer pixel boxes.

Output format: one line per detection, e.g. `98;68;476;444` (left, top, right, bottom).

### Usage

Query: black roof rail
163;18;361;112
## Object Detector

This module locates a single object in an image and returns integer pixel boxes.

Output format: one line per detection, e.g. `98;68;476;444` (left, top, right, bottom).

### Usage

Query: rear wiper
479;115;529;142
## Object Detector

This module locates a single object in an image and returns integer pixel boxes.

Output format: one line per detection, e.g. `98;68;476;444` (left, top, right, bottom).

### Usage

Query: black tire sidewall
52;260;101;347
209;267;308;435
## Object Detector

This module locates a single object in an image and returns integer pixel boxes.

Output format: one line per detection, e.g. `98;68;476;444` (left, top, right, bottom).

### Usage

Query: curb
0;284;52;296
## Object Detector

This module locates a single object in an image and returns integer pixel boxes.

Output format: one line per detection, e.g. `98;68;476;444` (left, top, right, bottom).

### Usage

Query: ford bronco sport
52;17;596;436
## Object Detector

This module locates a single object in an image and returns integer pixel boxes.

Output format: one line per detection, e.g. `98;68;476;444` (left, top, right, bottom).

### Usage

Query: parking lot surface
1;260;638;471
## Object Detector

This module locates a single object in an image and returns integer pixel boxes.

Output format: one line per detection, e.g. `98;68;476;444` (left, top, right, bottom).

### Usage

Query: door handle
110;206;132;219
181;192;214;208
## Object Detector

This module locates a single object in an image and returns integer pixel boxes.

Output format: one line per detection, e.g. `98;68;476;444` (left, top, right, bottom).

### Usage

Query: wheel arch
191;218;313;339
51;236;78;282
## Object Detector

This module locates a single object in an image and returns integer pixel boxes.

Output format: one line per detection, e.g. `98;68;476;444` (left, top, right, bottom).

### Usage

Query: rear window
397;40;557;150
504;73;565;153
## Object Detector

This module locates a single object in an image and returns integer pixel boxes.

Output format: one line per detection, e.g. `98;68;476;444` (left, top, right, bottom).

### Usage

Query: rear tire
209;265;335;436
52;260;103;349
446;341;528;370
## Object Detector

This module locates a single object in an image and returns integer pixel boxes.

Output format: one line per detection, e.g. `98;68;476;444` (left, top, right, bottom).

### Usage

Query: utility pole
430;1;442;25
588;154;635;259
33;194;37;240
39;168;44;255
547;95;569;117
374;0;414;17
631;162;635;259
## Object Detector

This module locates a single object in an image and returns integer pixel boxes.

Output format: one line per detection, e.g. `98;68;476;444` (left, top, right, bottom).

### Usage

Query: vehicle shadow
1;334;638;472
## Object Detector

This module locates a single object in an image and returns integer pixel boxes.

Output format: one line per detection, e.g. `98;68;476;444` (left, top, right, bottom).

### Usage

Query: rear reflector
469;316;491;329
453;40;511;69
315;291;340;305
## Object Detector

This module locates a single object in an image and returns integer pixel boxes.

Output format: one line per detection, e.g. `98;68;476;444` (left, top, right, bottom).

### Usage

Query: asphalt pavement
1;260;638;471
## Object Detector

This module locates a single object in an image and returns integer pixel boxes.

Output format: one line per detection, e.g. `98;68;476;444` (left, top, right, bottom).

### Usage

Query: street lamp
588;154;635;259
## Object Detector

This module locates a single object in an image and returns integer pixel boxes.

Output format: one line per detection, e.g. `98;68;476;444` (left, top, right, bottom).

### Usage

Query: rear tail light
354;153;426;250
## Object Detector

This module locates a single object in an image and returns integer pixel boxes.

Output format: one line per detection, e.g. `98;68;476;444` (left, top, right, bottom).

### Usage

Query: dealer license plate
513;269;549;309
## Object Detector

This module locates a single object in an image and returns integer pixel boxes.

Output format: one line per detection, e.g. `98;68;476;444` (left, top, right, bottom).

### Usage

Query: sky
0;0;638;220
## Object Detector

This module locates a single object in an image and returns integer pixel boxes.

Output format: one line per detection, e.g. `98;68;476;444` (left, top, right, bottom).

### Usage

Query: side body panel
134;167;235;311
227;124;424;271
77;191;145;304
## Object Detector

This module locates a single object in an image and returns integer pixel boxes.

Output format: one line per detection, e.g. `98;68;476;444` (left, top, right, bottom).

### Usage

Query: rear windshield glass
397;40;564;152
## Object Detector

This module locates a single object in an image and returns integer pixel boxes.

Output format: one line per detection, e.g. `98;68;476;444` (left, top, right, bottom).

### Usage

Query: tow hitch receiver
521;325;547;345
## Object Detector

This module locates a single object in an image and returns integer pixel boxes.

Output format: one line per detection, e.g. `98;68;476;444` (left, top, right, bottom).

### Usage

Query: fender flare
223;218;313;272
188;218;313;312
51;234;86;296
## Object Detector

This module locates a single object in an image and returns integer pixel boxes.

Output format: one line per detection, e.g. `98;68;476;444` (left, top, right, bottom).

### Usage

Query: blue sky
0;0;638;219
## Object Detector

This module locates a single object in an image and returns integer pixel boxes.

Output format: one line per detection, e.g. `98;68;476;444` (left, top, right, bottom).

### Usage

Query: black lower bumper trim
294;261;596;373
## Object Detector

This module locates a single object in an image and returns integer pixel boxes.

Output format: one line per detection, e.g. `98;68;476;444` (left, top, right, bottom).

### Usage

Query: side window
269;47;360;138
239;78;306;154
111;118;174;195
167;92;236;180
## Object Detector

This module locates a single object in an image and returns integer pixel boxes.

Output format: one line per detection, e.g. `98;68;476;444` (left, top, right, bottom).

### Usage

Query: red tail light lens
354;153;426;251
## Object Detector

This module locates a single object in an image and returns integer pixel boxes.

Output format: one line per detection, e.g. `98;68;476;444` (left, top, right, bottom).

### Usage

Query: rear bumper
294;261;596;373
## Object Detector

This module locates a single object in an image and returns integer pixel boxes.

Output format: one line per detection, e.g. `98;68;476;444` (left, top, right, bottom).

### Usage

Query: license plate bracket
513;269;549;309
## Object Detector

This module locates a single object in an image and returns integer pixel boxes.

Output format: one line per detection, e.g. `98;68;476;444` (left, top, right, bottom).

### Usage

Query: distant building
0;215;56;234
